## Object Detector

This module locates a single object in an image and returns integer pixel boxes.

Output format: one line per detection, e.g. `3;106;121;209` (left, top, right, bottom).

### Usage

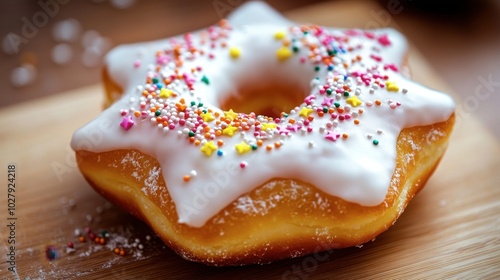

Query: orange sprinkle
203;126;210;132
134;111;140;117
342;133;349;139
215;130;222;136
214;111;220;117
375;100;382;106
318;111;325;117
328;108;335;114
189;137;195;143
343;62;349;68
257;140;263;147
119;249;126;256
194;140;201;146
217;139;224;146
266;145;273;151
113;248;120;254
337;108;345;114
183;175;190;182
243;125;250;131
358;109;364;114
274;141;281;148
354;119;360;125
288;118;296;124
204;132;211;138
307;115;314;122
78;236;85;243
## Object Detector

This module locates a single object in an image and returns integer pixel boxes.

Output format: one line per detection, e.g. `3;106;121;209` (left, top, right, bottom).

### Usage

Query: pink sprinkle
377;34;391;46
307;127;313;133
300;57;306;63
133;59;141;68
364;31;375;39
390;102;397;109
168;124;176;130
179;119;186;126
240;161;247;168
120;110;127;116
321;97;334;107
325;131;340;141
120;116;134;131
384;63;399;72
370;54;382;62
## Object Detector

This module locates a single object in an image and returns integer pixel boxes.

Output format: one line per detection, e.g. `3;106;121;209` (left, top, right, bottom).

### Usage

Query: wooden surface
1;1;499;279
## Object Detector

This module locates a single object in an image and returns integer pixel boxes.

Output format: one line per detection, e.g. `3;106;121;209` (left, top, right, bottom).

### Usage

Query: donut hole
219;84;308;119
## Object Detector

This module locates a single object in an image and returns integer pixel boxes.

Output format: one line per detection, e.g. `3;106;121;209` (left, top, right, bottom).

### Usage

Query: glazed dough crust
76;111;454;265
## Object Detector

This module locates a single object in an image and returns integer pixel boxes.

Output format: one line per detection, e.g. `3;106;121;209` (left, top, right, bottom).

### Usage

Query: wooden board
1;1;499;279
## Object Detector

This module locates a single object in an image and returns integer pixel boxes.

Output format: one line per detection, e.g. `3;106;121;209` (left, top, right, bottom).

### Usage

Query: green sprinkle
190;101;196;106
344;91;350;97
327;50;335;56
152;77;159;84
322;107;328;113
202;109;207;113
155;110;161;116
334;102;340;108
198;102;204;107
283;113;288;118
201;75;210;85
251;145;258;151
292;46;300;53
314;66;320;72
326;89;333;95
373;139;379;145
188;131;195;137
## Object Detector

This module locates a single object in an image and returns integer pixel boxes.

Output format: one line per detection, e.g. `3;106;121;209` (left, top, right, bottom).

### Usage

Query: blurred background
1;0;499;137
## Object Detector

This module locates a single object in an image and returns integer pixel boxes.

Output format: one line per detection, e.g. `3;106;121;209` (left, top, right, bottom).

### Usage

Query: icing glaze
71;2;455;227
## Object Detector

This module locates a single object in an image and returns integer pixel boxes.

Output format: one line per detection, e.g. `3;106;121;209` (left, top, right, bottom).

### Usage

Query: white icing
71;2;455;227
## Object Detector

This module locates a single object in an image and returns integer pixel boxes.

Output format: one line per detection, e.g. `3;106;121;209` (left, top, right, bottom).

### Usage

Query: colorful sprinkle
276;46;292;61
120;116;134;130
229;47;241;59
200;141;217;156
235;141;251;154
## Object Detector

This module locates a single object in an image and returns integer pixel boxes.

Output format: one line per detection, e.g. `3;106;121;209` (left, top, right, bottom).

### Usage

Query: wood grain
1;1;499;279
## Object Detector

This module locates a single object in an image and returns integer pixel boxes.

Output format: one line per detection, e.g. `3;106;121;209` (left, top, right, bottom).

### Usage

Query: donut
71;2;455;265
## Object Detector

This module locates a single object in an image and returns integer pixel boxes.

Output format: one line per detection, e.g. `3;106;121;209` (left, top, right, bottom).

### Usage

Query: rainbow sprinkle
118;20;409;183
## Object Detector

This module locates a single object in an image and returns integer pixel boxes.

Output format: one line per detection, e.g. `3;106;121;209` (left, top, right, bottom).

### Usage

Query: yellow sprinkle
201;112;215;122
385;81;399;92
159;88;173;99
200;141;217;156
222;124;238;136
229;47;241;59
235;141;251;154
299;107;314;118
261;123;277;131
274;30;286;40
346;96;363;107
276;46;292;61
224;109;238;121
